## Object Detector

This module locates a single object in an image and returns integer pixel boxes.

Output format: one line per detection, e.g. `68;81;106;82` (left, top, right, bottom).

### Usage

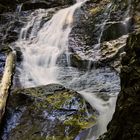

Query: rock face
0;0;75;47
69;0;133;71
99;1;140;140
97;0;140;138
21;0;75;11
97;32;140;140
1;84;98;140
0;0;75;13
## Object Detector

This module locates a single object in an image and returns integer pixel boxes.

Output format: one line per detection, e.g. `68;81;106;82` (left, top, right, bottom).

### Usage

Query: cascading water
87;2;113;67
13;0;120;140
122;0;132;33
96;3;112;47
16;1;87;87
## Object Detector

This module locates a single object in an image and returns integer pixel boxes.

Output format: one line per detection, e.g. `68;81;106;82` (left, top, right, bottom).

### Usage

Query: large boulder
1;84;98;140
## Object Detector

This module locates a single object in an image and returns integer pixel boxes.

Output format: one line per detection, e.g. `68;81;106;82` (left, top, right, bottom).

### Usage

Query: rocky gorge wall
0;0;140;140
98;0;140;139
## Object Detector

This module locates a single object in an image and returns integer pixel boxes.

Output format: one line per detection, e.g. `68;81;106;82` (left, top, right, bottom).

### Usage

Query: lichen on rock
1;84;98;140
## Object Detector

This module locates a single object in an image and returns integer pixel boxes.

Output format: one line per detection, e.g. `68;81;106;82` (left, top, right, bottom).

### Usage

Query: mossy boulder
1;84;98;140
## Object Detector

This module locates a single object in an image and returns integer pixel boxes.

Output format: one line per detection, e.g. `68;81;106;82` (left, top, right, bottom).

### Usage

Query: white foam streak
16;1;86;87
80;91;117;139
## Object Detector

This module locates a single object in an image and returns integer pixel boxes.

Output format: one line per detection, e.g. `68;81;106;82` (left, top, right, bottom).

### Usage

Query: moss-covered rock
1;84;98;140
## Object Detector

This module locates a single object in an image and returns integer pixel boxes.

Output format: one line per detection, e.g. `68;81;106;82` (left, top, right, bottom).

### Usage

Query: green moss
90;7;101;15
64;114;96;129
46;92;74;109
9;84;98;140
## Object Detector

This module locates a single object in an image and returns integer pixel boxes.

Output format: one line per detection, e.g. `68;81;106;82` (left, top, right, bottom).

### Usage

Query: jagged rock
0;0;75;13
97;1;140;138
69;0;133;71
1;84;98;140
0;53;6;80
69;35;127;72
21;0;75;11
0;4;7;13
97;32;140;140
100;35;128;72
101;19;133;42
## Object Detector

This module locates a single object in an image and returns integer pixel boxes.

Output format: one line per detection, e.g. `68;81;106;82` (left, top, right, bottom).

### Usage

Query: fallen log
0;52;15;123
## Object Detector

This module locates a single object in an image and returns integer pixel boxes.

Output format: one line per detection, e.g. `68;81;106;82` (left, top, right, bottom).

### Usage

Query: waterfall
97;3;112;46
87;2;113;68
13;0;120;139
122;0;132;33
15;1;87;87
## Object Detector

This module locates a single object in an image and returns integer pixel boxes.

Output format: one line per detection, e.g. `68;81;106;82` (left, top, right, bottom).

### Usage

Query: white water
14;1;119;139
16;1;86;87
122;0;132;33
80;91;117;138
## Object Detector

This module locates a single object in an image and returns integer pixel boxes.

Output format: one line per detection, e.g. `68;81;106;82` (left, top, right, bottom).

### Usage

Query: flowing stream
13;0;120;139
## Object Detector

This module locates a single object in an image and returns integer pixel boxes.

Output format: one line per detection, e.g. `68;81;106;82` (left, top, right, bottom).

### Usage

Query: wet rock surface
0;0;133;72
98;32;140;140
97;1;140;139
69;0;134;72
0;53;6;80
21;0;75;11
1;84;98;140
0;0;75;13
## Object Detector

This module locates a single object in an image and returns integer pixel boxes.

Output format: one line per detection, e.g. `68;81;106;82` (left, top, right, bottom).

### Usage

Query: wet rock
0;0;75;13
69;0;133;71
69;34;127;72
70;53;103;70
1;84;98;140
100;35;128;72
0;45;12;80
21;0;52;11
101;18;134;42
0;0;28;13
0;4;7;13
0;53;6;79
0;12;24;44
97;31;140;140
70;54;90;69
22;0;75;11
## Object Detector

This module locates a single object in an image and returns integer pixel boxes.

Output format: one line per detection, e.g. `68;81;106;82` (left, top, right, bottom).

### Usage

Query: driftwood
0;52;15;122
